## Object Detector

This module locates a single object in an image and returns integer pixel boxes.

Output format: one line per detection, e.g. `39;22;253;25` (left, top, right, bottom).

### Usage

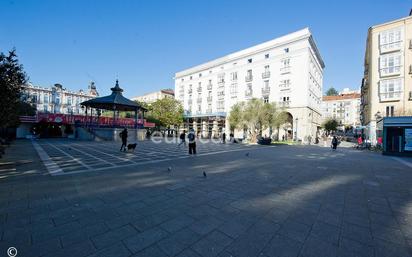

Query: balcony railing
207;84;212;90
188;89;193;94
207;96;212;102
380;41;402;53
245;75;253;82
280;66;291;74
245;90;253;99
379;92;402;102
262;72;270;79
197;98;202;103
197;87;202;92
261;87;270;95
379;66;401;77
279;101;290;107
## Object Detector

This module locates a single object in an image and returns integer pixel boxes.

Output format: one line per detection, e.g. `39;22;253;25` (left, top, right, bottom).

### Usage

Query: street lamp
295;117;299;141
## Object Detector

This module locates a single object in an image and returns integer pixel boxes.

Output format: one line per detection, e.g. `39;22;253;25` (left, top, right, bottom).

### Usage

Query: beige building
361;12;412;143
322;88;361;129
131;89;174;104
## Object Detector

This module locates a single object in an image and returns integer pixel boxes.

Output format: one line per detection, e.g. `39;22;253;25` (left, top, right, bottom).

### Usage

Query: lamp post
295;118;299;141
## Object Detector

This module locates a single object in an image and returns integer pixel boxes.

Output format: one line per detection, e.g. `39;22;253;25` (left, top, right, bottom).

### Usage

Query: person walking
178;130;186;147
188;129;197;155
229;132;234;143
222;132;226;144
331;135;338;150
120;128;128;152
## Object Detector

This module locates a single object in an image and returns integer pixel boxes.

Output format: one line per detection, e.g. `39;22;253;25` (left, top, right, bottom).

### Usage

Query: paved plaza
0;139;412;257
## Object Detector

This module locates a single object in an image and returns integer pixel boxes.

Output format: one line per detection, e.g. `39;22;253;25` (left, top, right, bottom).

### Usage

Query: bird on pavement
245;152;250;157
203;171;207;178
167;167;172;172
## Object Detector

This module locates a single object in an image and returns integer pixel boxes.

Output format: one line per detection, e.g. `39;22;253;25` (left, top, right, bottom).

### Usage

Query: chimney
410;8;412;16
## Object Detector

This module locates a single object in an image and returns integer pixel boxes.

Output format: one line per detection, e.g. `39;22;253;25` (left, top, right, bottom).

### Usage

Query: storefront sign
405;128;412;151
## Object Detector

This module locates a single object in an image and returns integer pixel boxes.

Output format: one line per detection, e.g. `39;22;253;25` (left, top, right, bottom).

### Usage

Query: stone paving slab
0;140;412;257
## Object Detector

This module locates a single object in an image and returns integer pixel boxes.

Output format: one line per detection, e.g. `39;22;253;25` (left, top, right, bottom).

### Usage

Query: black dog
127;143;137;151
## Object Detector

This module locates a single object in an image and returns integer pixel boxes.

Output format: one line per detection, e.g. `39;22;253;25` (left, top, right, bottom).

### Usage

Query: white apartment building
174;28;324;141
131;89;174;104
322;88;361;129
361;12;412;144
21;82;98;115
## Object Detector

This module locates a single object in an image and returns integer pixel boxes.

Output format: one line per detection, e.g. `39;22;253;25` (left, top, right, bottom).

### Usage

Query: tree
0;49;28;132
150;97;184;129
322;118;339;135
228;102;245;132
325;87;339;96
270;107;290;140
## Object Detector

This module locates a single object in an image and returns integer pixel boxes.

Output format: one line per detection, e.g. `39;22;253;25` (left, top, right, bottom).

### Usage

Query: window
218;73;225;83
280;79;290;88
386;106;395;117
230;72;238;81
264;65;270;72
380;53;401;76
230;83;238;95
284;48;289;53
263;96;269;103
379;78;402;101
190;76;192;80
44;94;48;104
199;73;202;77
181;78;184;82
281;58;290;68
380;28;402;52
248;58;252;63
43;105;48;112
265;54;269;59
264;80;269;89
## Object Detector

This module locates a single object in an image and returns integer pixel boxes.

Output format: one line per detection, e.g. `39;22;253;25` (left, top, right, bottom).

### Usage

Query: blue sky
0;0;410;97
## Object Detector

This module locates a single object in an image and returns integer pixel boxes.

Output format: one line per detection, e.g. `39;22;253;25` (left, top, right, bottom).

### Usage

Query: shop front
378;116;412;157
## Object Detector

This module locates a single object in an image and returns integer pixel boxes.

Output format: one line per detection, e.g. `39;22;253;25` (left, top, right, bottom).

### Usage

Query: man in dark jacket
188;129;196;155
120;128;128;152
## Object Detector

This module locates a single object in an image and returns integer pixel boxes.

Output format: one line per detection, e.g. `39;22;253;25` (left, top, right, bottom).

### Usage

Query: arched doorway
282;112;294;141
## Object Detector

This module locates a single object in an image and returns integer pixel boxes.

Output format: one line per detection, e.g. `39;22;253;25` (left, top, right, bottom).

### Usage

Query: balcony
379;66;401;77
245;75;253;82
279;101;290;108
261;87;270;96
379;92;402;102
207;84;212;90
207;96;212;102
262;71;270;79
280;66;291;74
380;41;402;54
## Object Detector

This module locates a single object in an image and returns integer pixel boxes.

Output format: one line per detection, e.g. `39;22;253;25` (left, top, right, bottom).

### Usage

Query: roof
381;116;412;127
175;27;324;78
160;89;174;95
81;80;147;111
323;93;361;101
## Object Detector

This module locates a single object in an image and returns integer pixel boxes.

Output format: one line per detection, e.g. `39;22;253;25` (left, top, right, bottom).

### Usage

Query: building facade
322;88;361;129
174;28;325;141
131;89;174;104
21;82;98;115
361;13;412;143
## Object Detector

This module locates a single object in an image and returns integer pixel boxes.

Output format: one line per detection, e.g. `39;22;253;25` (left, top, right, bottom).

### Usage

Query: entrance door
386;127;403;153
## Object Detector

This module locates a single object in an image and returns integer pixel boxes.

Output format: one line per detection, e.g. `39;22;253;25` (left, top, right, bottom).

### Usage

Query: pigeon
167;167;172;172
245;152;250;157
203;171;207;178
